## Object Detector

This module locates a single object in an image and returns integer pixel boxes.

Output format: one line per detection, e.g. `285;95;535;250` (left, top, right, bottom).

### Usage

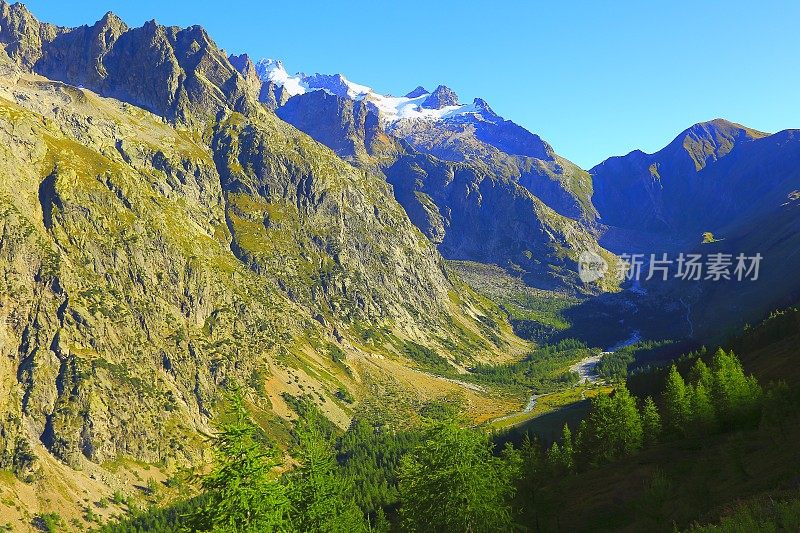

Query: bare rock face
0;80;246;469
0;43;18;77
268;81;607;292
387;113;596;222
384;154;619;292
258;80;291;110
275;90;401;164
0;2;260;124
229;52;263;98
211;110;453;322
422;85;459;109
0;1;66;67
34;11;128;89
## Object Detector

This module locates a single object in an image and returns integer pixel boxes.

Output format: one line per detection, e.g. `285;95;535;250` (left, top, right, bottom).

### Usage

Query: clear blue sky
19;0;800;168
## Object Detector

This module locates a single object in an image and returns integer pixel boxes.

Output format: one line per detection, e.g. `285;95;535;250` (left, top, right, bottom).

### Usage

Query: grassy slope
447;260;579;339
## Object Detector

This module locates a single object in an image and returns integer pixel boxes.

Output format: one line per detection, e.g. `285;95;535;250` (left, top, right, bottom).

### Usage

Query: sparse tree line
537;348;773;479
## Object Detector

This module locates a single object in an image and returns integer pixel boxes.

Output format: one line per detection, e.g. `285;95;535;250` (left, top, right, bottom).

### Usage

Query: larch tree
284;409;367;533
641;396;662;446
663;365;691;436
189;394;290;533
398;420;518;533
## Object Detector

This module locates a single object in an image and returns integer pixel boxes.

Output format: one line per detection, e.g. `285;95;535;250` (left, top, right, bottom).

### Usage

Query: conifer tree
519;433;545;482
576;386;642;464
689;358;713;389
398;420;518;532
285;408;367;533
546;441;563;475
372;508;391;533
188;394;289;533
572;419;590;467
687;382;717;436
559;424;575;472
517;434;546;499
615;386;644;455
641;396;662;446
710;349;762;428
578;393;615;464
663;365;690;435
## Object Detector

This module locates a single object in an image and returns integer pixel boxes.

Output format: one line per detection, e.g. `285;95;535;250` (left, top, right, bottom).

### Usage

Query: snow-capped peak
254;59;307;97
302;73;372;100
255;58;500;124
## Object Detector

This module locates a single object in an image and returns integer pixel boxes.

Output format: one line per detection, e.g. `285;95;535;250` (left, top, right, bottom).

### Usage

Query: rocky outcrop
275;90;401;163
384;153;619;292
422;85;459;109
229;52;264;100
388;112;596;221
0;2;261;124
0;70;513;476
0;1;66;67
263;72;607;292
212;110;453;321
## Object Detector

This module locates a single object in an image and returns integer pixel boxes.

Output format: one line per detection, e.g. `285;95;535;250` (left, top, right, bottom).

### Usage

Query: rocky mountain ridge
0;2;261;124
591;118;773;245
259;56;800;340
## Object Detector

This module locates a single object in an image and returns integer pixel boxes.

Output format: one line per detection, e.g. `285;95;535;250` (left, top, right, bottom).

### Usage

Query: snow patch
255;59;308;97
255;58;495;124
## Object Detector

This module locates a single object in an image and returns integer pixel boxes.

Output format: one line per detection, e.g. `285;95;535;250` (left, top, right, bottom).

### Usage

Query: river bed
487;330;643;426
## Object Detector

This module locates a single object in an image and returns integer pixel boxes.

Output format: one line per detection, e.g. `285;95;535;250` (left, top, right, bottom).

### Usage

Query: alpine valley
0;3;799;532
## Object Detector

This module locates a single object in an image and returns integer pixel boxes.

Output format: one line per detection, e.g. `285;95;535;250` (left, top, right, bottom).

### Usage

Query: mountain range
256;58;617;292
0;2;799;526
256;57;800;344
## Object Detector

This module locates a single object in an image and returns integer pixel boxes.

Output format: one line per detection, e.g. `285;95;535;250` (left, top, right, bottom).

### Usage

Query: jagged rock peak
405;86;429;98
229;53;255;74
422;85;459;109
471;98;497;116
0;1;64;67
0;5;261;123
95;11;128;32
0;1;32;18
